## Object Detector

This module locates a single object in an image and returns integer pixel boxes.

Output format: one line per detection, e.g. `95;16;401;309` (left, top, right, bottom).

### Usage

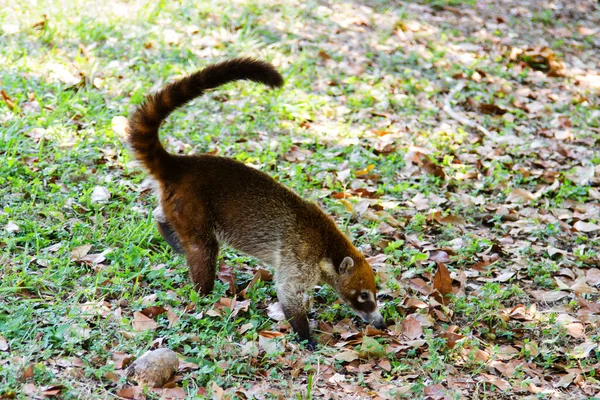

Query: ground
0;0;599;399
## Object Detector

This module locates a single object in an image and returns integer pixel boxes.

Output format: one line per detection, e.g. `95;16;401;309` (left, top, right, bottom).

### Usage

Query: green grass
1;0;600;398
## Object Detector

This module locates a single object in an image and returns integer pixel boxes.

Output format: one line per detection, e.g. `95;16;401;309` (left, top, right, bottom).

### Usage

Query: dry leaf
4;221;19;233
531;290;569;302
132;311;158;331
91;186;110;203
112;352;134;370
401;315;423;339
334;350;359;362
71;244;92;259
266;302;286;321
480;373;511;391
258;331;285;353
432;263;452;305
573;221;600;233
217;261;236;295
506;188;536;203
0;336;8;351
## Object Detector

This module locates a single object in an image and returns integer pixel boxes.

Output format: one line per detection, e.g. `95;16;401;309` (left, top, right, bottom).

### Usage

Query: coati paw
301;339;318;351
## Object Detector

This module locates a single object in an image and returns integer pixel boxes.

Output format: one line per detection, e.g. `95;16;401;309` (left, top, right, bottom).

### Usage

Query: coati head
332;256;386;330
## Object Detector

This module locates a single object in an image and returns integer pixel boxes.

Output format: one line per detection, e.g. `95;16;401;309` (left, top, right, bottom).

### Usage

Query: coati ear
338;256;354;274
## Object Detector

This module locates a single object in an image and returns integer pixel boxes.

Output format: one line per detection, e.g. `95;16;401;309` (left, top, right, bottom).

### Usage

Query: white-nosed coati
128;58;385;347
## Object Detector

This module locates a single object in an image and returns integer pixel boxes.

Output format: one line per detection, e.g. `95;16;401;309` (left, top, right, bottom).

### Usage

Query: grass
1;0;600;398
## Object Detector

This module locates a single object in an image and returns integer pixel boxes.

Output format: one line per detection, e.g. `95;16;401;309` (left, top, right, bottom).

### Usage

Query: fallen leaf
432;263;452;305
4;221;19;233
506;188;536;203
71;244;92;259
90;186;110;203
401;315;423;339
573;221;600;233
238;323;254;335
569;341;597;359
140;306;167;320
0;336;8;351
112;352;134;370
531;290;569;302
21;364;34;379
480;373;511;391
266;302;286;321
217;261;236;295
239;268;273;297
334;350;359;363
132;311;158;331
258;331;285;353
586;268;600;286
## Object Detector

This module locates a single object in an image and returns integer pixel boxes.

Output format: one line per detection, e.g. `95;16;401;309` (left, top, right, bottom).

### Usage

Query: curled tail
127;58;284;178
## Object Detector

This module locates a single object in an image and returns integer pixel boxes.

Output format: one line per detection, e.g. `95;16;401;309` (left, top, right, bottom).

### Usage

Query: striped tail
127;58;284;178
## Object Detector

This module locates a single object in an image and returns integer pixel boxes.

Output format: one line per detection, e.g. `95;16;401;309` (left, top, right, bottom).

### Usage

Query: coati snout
128;58;385;347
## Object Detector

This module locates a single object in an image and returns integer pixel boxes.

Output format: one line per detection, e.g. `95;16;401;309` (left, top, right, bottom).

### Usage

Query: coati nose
361;310;387;330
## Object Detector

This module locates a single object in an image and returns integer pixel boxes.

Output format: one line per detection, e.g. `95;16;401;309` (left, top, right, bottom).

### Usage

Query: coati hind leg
157;220;185;253
153;205;184;253
183;233;219;295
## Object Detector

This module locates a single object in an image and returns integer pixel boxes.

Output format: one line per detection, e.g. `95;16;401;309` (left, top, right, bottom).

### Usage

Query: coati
128;58;385;347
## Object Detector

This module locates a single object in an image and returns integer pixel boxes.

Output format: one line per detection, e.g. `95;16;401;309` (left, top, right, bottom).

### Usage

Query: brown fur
128;58;384;346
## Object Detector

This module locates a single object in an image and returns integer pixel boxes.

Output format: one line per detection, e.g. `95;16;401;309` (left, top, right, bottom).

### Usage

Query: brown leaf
284;145;312;162
480;373;511;391
432;263;452;305
150;387;187;399
586;268;600;286
140;306;168;320
576;295;600;313
163;309;178;328
423;384;448;398
479;103;507;115
70;244;92;259
408;278;432;295
334;350;359;363
439;328;464;349
401;315;423;339
239;268;272;298
41;385;64;397
112;352;134;370
506;188;536;203
1;90;15;111
428;250;450;263
217;261;236;296
21;364;34;380
117;386;142;399
132;311;157;332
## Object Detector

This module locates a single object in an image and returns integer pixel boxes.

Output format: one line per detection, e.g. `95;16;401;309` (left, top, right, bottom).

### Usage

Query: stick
443;82;499;141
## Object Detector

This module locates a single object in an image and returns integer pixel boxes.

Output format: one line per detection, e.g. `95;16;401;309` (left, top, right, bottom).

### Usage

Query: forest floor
1;0;599;398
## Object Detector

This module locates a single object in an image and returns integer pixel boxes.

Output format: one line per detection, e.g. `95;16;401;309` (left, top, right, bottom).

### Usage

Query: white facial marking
357;290;374;303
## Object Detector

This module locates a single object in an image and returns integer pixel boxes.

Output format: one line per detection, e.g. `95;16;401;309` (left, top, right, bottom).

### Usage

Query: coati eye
360;291;370;301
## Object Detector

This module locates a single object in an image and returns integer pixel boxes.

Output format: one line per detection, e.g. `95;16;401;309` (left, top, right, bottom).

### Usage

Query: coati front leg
275;274;317;349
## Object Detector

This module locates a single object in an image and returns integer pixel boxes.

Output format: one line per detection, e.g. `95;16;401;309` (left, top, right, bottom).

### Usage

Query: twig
443;82;499;141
